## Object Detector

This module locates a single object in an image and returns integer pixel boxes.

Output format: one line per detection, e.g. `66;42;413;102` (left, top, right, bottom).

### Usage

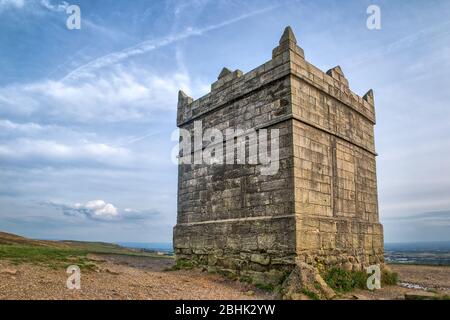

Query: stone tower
173;26;384;285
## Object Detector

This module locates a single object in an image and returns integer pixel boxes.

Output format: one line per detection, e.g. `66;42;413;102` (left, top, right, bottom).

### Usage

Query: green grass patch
254;282;275;292
0;245;96;270
301;289;320;300
166;258;196;271
324;267;399;293
324;268;367;293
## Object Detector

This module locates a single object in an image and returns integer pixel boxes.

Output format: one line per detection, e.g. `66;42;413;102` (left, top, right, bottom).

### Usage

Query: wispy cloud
39;0;68;12
0;138;131;167
0;0;25;11
345;21;450;71
62;3;285;81
0;0;67;13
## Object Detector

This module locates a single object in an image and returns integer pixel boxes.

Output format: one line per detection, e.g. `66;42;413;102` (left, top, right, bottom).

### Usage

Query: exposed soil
0;255;449;300
0;254;273;300
391;264;450;291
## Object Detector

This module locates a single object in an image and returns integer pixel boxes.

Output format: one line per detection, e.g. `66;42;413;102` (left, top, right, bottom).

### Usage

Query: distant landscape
117;242;174;253
385;242;450;266
117;241;450;266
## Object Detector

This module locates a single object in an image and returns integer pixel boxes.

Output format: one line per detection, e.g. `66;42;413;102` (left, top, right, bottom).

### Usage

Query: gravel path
1;257;449;300
0;255;273;300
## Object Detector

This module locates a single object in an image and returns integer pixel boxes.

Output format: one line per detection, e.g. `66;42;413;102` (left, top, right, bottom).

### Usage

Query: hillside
0;231;162;255
0;231;69;248
0;231;172;271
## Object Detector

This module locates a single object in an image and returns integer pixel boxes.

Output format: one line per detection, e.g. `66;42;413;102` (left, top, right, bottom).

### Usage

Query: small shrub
324;268;366;293
255;282;274;292
167;259;196;271
239;275;253;284
218;269;239;280
381;269;399;286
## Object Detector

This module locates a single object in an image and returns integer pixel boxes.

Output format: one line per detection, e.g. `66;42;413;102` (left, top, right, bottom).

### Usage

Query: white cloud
0;64;194;170
0;66;197;123
0;138;131;166
62;199;119;221
46;199;157;221
76;200;119;219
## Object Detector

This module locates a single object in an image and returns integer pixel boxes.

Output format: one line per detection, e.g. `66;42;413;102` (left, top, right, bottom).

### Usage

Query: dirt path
1;256;449;300
0;255;273;300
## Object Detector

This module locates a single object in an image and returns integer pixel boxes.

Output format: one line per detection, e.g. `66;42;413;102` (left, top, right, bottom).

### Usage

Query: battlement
177;26;376;129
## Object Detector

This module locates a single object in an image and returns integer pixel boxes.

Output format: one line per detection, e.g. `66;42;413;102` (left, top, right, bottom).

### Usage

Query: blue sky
0;0;449;243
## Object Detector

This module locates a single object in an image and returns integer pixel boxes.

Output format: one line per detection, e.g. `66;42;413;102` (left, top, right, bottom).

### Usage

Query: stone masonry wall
173;26;384;283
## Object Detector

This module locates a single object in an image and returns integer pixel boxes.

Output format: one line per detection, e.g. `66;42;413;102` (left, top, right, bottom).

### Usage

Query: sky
0;0;449;244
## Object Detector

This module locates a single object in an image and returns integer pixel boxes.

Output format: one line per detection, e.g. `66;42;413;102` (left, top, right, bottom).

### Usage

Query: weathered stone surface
279;26;297;44
291;293;311;300
218;67;232;79
250;253;270;265
281;262;335;300
173;26;384;294
342;262;353;271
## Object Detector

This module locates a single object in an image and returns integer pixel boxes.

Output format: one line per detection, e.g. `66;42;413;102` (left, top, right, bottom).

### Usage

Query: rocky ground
0;254;449;300
0;254;273;300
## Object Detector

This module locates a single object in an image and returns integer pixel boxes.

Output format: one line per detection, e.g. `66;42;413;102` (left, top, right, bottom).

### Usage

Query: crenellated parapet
177;26;376;129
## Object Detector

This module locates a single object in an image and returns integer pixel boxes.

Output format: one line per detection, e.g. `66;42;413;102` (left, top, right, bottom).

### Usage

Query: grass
0;238;173;271
0;245;96;270
254;282;275;292
324;267;399;293
324;268;367;293
381;269;399;286
166;258;196;271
